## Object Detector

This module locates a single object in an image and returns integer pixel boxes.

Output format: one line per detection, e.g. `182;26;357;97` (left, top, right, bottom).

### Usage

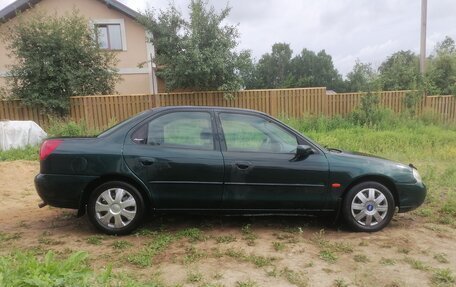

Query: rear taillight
39;139;63;161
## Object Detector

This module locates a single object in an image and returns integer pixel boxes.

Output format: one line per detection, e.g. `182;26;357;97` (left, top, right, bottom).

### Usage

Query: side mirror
291;145;314;161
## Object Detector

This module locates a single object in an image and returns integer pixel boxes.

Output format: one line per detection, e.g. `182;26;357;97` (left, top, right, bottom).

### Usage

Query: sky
1;0;455;76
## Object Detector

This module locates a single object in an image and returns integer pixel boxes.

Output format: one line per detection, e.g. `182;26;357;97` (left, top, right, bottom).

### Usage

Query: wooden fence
0;88;455;130
70;88;328;129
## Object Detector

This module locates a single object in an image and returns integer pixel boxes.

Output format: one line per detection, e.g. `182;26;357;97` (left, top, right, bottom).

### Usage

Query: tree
345;60;378;92
378;50;421;91
4;11;119;116
288;49;344;91
141;0;245;93
253;43;293;88
426;36;456;95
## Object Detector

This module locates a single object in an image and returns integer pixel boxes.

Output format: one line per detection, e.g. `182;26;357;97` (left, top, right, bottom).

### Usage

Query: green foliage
141;0;246;93
4;10;119;116
253;43;293;89
432;268;455;286
0;251;91;287
403;90;423;112
378;50;421;91
0;145;39;161
47;119;99;137
345;60;377;92
127;232;174;267
426;36;456;95
249;43;344;91
349;92;395;127
288;48;344;91
111;240;133;250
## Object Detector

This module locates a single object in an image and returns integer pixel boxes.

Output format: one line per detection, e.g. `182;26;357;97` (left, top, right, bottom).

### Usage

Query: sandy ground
0;160;455;287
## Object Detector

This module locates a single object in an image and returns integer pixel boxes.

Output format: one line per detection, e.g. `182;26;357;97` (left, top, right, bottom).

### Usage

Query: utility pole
420;0;427;74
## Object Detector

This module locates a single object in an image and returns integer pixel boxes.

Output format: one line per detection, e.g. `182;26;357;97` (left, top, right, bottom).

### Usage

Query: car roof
151;106;268;115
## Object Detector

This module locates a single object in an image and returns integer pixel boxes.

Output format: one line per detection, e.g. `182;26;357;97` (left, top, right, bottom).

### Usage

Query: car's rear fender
77;173;153;217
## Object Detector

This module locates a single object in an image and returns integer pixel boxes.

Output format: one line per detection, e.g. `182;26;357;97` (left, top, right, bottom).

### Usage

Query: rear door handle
139;157;155;166
235;161;252;170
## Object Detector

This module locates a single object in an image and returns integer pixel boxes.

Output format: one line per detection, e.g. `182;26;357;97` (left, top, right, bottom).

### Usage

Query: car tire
87;181;145;235
342;181;395;232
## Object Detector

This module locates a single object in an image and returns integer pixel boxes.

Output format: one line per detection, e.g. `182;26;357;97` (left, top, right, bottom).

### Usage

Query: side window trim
130;110;218;151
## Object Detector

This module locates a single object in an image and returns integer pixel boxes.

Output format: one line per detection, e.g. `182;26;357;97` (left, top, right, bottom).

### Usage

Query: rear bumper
35;173;97;209
397;182;427;213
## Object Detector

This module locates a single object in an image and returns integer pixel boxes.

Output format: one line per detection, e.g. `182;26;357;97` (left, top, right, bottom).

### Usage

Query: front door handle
235;161;252;170
139;157;155;166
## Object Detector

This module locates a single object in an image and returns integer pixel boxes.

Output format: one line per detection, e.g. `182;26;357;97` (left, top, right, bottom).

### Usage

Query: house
0;0;165;95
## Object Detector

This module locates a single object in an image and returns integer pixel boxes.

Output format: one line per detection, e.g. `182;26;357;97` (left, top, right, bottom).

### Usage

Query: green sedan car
35;106;426;235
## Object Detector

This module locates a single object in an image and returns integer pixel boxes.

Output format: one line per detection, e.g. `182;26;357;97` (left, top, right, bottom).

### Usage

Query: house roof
0;0;141;22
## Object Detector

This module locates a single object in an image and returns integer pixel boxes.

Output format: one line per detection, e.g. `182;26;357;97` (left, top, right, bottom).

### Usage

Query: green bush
46;119;99;137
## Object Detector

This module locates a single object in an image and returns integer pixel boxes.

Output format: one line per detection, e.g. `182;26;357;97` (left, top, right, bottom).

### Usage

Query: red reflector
331;183;341;188
39;139;63;161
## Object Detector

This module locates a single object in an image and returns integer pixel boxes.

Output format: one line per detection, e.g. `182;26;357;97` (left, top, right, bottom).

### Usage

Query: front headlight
412;168;422;183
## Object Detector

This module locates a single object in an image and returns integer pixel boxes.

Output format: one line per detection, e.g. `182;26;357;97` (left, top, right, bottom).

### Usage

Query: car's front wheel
87;181;145;235
342;181;395;232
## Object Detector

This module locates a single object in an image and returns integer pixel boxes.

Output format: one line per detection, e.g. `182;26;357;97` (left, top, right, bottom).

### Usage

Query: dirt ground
0;160;455;287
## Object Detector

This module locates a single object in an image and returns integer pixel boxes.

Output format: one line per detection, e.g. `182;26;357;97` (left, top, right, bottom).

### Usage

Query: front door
123;110;224;209
217;112;329;211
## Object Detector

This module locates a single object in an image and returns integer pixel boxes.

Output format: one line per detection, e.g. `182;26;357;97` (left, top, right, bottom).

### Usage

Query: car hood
327;149;411;169
325;149;415;183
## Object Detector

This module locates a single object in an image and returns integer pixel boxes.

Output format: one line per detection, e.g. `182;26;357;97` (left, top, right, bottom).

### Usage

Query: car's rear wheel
342;181;395;232
87;181;144;235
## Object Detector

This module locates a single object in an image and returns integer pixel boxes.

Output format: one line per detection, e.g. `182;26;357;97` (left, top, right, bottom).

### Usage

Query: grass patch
319;250;338;263
280;267;308;287
215;234;237;244
433;253;449;264
380;258;396;266
224;249;275;268
241;224;258;246
432;268;455;286
111;240;133;250
186;271;203;283
311;230;353;263
0;232;21;242
404;257;430;271
127;232;174;267
183;246;207;264
0;251;90;286
0;145;39;161
334;279;349;287
177;227;206;242
236;279;258;287
353;254;369;263
272;241;286;251
86;235;104;245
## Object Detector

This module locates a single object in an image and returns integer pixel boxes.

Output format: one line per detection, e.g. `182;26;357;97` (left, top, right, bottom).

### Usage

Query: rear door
217;111;329;211
123;109;224;209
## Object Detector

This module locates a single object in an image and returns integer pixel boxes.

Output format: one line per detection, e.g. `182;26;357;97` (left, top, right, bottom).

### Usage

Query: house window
92;19;127;51
96;24;122;50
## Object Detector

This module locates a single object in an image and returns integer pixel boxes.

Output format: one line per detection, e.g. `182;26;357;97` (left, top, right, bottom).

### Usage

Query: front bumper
397;181;427;213
35;173;97;209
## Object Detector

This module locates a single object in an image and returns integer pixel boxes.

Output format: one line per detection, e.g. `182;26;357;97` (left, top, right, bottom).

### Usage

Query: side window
219;113;297;153
132;112;214;150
